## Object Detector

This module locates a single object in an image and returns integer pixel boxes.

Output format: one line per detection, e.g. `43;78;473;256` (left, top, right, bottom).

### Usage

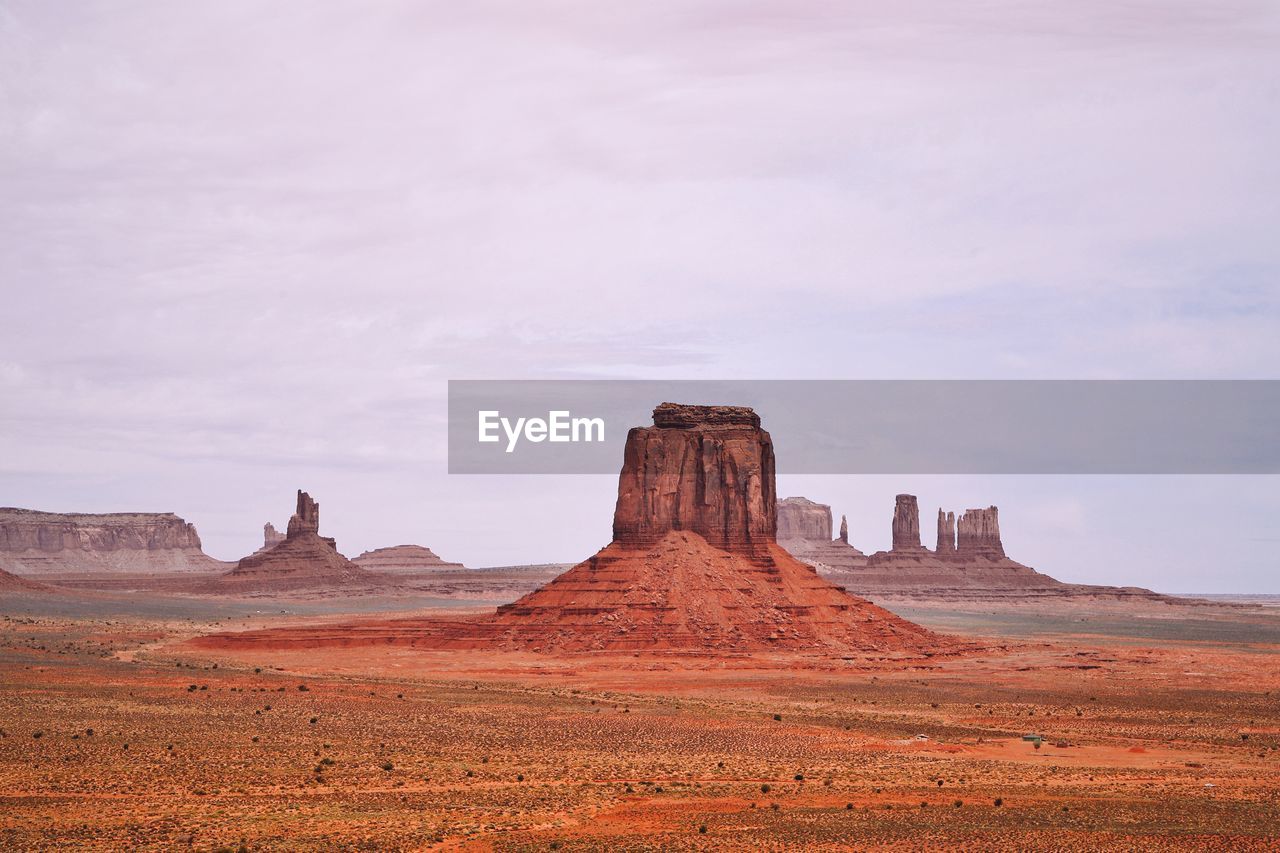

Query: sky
1;1;1277;592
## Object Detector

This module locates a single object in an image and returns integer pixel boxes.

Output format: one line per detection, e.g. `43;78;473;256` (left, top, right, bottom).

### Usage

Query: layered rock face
0;508;226;575
353;545;463;574
777;497;832;542
957;507;1004;558
612;403;775;555
221;491;378;594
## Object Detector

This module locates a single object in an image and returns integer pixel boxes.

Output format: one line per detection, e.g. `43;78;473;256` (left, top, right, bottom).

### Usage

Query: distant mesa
202;404;943;655
353;544;464;574
0;507;228;576
218;491;380;595
776;497;867;574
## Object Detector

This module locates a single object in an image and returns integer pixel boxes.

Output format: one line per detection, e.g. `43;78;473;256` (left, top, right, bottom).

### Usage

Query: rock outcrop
936;509;956;555
957;506;1004;558
353;545;464;574
839;515;849;544
207;406;943;655
891;494;924;552
777;497;832;542
612;403;775;555
0;508;227;575
219;491;381;595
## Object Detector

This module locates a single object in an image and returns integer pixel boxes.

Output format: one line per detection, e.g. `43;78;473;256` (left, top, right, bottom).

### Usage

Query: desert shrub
773;714;782;721
760;784;771;793
994;798;1003;806
698;824;707;834
381;762;393;771
953;799;963;808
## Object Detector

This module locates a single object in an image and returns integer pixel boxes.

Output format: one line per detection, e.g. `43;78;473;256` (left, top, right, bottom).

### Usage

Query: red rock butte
217;491;376;593
199;404;942;656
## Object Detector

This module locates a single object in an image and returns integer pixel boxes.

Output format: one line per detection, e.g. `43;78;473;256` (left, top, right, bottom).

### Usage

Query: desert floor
1;596;1278;851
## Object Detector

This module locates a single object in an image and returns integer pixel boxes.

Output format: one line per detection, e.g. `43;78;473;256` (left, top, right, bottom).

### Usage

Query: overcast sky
2;1;1277;591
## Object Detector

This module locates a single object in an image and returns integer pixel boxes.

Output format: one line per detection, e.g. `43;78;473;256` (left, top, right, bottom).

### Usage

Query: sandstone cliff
612;403;775;555
0;507;227;575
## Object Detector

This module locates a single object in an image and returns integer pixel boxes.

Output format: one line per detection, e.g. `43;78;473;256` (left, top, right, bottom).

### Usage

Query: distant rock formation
778;497;867;571
212;406;944;654
838;495;1173;605
263;522;285;549
957;506;1004;558
777;497;832;542
891;494;925;552
220;490;381;595
0;507;227;575
353;544;463;574
248;522;287;559
935;509;956;555
612;403;775;555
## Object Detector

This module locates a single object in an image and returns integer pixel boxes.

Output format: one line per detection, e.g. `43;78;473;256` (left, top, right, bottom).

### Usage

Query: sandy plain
0;593;1277;851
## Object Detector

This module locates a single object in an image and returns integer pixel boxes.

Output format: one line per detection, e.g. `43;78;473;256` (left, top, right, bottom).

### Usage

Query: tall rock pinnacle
936;509;956;555
891;494;924;552
286;490;320;539
839;514;849;544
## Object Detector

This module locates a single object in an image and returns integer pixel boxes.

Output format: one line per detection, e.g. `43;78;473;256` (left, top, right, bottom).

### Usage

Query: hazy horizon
2;2;1278;592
